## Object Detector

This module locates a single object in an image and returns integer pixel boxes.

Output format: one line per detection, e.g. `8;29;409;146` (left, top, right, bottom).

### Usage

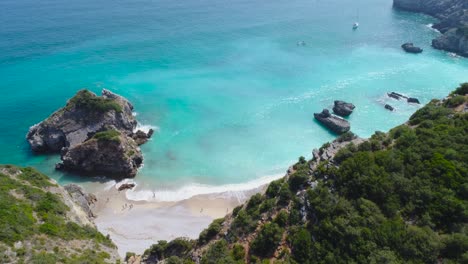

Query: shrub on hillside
250;223;284;257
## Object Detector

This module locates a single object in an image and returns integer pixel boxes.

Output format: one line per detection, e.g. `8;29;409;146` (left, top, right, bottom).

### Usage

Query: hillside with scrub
138;84;468;264
0;166;120;263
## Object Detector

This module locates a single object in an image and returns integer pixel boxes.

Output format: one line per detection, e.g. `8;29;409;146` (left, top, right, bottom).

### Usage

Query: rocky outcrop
57;131;143;178
393;0;468;57
118;182;136;191
332;101;355;117
64;183;97;218
27;89;137;152
401;43;423;53
385;104;395;111
132;129;154;145
27;89;152;178
407;97;420;104
388;92;420;104
314;109;350;134
432;28;468;57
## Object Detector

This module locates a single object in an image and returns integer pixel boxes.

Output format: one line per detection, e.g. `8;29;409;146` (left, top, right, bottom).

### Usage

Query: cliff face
27;89;152;178
393;0;468;56
0;166;120;263
59;131;143;178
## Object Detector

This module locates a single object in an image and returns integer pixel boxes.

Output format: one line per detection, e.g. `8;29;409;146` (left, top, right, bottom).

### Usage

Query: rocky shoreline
27;89;153;178
393;0;468;57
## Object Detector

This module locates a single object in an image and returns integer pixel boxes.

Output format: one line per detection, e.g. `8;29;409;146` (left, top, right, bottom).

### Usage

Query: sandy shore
91;183;265;257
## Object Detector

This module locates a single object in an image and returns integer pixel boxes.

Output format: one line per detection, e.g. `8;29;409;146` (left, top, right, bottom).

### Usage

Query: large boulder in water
314;109;350;134
57;130;143;178
401;43;423;53
332;100;355;117
27;89;137;152
27;89;152;178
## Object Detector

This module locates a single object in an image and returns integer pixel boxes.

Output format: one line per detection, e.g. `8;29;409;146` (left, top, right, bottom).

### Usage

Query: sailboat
352;9;359;30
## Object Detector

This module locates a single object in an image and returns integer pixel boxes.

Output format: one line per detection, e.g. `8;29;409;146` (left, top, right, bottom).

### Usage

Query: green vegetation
444;95;466;107
144;87;468;264
92;129;121;142
250;223;284;257
199;218;224;245
0;165;115;263
337;131;356;142
143;238;195;262
452;83;468;96
67;89;123;113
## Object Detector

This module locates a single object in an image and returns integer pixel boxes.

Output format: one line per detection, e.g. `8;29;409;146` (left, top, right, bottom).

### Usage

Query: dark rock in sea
57;131;143;178
393;0;468;57
332;100;355;117
385;104;395;111
407;97;420;104
64;183;97;218
118;182;136;191
314;109;350;134
132;129;154;145
388;92;408;100
27;89;151;178
401;43;423;53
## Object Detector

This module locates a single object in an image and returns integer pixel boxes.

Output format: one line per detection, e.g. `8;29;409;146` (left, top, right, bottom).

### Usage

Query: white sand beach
91;183;266;257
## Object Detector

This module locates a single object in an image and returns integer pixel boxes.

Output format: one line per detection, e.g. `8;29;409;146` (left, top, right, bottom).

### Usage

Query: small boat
353;22;359;30
296;41;306;46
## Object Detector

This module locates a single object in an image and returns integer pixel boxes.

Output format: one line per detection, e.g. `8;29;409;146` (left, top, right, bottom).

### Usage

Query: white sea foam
426;24;440;33
124;173;285;202
134;123;159;134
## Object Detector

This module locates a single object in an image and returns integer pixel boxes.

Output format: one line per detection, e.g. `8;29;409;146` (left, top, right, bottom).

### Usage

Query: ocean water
0;0;467;200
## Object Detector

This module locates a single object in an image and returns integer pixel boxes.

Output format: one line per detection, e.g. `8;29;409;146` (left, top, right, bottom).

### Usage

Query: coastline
91;178;271;256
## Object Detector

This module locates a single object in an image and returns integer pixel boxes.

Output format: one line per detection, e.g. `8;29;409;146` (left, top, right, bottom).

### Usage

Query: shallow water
0;0;467;200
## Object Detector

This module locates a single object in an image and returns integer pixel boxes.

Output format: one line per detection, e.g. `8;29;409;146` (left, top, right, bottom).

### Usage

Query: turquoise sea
1;0;467;200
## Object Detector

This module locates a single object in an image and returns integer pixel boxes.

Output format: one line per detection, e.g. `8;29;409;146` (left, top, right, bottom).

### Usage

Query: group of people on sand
122;203;134;211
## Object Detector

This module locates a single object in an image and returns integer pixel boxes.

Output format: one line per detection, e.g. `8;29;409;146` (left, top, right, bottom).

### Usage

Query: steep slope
0;166;120;263
140;84;468;264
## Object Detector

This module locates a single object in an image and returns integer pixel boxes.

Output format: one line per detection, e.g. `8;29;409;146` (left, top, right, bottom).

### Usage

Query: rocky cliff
393;0;468;56
27;89;152;178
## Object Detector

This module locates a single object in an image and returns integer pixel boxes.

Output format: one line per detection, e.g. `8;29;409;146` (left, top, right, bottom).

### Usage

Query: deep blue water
0;0;467;198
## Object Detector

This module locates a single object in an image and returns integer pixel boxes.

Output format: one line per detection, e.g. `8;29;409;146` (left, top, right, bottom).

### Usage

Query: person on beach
129;204;133;210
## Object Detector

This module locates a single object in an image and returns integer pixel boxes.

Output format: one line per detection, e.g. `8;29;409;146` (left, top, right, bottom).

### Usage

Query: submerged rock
401;43;423;53
314;109;350;134
332;100;355;117
27;89;150;178
387;92;407;100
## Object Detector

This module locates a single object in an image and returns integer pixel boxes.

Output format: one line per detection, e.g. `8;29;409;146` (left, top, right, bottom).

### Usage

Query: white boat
353;22;359;29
